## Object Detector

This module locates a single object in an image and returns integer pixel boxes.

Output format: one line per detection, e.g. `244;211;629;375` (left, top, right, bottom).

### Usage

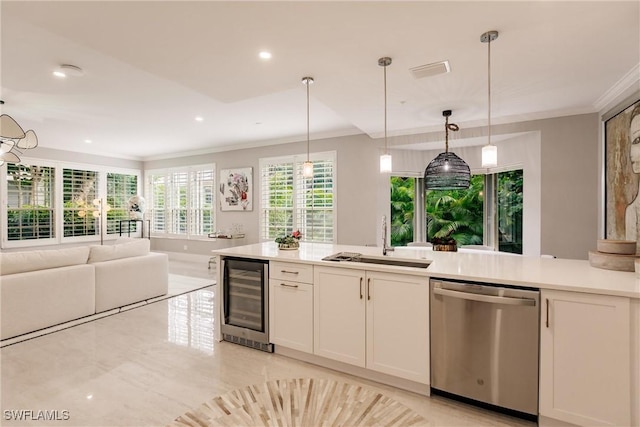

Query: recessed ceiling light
195;116;204;122
84;139;92;144
53;64;84;78
259;51;272;60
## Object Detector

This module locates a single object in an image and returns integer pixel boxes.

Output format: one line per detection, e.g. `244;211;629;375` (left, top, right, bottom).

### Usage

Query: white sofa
0;240;168;340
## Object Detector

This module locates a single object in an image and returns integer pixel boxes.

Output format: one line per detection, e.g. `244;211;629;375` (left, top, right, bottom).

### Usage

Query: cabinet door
540;290;630;426
314;267;365;367
269;279;313;353
366;271;430;384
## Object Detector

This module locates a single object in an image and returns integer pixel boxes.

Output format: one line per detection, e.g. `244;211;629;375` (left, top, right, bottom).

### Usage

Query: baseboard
274;345;430;397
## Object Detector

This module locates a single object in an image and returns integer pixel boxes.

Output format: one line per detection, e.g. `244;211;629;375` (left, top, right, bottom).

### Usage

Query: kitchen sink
322;252;431;269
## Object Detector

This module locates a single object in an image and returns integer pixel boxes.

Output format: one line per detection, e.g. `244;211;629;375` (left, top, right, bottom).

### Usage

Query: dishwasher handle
433;286;537;306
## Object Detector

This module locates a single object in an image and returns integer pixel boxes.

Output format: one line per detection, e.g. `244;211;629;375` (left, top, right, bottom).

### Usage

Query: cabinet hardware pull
281;270;299;274
367;278;371;300
280;283;298;288
546;298;549;328
359;277;363;299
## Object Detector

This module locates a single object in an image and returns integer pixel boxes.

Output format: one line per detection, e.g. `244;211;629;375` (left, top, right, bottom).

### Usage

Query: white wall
144;133;380;255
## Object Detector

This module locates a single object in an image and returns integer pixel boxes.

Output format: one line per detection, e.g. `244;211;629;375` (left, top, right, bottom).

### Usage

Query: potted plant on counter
432;231;457;252
275;230;302;250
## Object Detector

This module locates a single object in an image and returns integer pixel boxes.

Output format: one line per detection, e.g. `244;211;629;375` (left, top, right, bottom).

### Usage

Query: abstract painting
219;167;252;211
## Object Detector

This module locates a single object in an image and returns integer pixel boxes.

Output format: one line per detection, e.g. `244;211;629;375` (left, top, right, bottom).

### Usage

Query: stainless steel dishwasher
430;278;540;418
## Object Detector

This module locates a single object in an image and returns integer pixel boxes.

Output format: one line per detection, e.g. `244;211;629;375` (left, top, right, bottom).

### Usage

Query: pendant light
424;110;471;190
379;57;392;173
302;76;314;178
481;30;499;168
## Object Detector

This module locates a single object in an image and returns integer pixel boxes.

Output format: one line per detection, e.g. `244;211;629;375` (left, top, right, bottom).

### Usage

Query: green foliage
390;175;484;247
426;175;484;245
390;177;415;246
497;170;523;254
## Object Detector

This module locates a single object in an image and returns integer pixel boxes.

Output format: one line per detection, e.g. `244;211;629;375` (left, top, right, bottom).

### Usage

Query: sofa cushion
0;246;91;276
88;239;150;263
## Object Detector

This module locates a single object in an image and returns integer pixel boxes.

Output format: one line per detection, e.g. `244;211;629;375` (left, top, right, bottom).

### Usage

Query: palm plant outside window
390;170;523;254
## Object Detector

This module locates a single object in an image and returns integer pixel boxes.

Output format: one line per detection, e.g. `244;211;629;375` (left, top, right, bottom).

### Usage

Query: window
260;152;336;243
2;160;141;248
63;168;99;238
146;165;215;238
106;173;138;234
6;164;55;241
390;169;523;254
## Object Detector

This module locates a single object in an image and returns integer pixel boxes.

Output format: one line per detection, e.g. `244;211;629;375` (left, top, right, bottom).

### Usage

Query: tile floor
0;256;535;426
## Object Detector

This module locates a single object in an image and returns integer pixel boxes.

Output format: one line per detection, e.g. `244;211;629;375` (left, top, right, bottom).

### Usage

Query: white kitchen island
213;242;640;427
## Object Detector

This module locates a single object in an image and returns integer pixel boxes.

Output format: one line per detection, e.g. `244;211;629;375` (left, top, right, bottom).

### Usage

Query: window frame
390;165;524;253
259;151;337;243
144;164;216;239
1;157;141;249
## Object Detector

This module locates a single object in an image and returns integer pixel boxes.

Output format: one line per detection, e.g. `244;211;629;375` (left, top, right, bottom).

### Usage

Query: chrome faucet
382;215;394;256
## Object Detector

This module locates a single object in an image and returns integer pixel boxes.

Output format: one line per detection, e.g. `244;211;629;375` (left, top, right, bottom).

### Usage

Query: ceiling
1;1;639;161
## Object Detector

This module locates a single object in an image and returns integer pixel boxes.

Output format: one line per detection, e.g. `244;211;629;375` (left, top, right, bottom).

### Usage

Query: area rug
168;378;427;427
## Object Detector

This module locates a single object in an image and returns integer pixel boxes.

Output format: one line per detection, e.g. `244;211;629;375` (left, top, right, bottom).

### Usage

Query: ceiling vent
410;60;450;79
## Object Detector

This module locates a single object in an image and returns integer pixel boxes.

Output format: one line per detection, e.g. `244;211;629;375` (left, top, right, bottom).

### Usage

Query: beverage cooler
221;257;273;352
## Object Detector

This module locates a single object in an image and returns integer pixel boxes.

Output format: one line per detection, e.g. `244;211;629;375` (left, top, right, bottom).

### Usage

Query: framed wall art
219;167;253;211
605;99;640;242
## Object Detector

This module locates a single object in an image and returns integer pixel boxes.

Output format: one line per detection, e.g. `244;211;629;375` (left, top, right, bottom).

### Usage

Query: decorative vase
433;243;457;252
278;242;299;250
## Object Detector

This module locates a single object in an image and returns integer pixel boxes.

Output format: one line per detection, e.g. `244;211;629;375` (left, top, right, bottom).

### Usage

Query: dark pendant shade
424;152;470;190
425;110;471;190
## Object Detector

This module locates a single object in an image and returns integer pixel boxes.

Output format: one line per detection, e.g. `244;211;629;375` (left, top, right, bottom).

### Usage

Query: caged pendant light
302;76;314;178
378;57;392;173
424;110;470;190
481;30;499;168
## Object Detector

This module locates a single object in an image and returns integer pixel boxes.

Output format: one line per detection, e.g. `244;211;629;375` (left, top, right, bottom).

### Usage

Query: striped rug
168;378;427;426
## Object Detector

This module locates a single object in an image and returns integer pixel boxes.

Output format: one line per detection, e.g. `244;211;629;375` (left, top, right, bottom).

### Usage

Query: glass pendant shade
424;152;471;190
482;144;498;168
302;160;313;178
380;153;392;173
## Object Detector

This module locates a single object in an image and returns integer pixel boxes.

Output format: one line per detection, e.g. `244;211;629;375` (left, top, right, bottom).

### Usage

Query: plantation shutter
149;174;166;233
260;152;335;243
260;161;294;240
6;164;55;241
106;173;138;234
295;157;334;242
189;168;215;236
63;168;99;237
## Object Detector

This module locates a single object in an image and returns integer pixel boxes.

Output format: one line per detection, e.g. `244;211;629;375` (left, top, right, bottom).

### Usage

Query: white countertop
213;242;640;299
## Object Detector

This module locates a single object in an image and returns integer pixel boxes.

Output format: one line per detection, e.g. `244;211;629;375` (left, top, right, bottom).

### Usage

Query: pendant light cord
306;79;310;162
384;63;388;154
488;35;492;146
444;115;449;153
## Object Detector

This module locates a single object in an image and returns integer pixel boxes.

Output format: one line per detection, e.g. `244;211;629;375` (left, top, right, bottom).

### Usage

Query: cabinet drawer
270;261;314;284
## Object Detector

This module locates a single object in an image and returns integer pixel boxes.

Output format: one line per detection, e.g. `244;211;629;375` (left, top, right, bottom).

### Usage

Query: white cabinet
313;267;365;366
313;266;429;384
269;262;314;353
539;289;630;427
366;270;429;383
